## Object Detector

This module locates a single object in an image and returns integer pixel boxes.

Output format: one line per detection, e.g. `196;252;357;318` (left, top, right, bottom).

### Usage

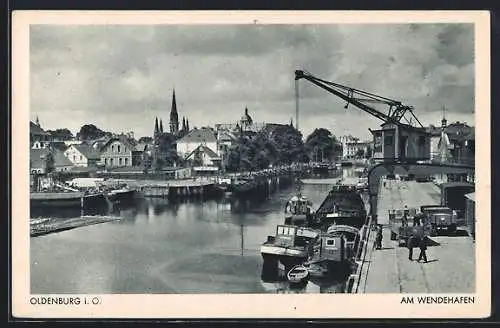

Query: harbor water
31;168;363;294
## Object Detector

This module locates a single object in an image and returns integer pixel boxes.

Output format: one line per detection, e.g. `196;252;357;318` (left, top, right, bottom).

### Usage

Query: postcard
12;10;490;319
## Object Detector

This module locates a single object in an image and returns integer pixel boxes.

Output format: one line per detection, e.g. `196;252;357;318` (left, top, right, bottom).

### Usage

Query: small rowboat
287;265;309;284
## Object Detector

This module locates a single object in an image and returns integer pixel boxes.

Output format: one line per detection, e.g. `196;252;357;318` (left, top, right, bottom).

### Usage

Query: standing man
407;234;417;261
375;225;383;250
418;236;428;263
403;205;409;227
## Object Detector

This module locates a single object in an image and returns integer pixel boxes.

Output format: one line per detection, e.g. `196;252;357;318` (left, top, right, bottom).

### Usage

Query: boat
105;185;137;204
313;184;367;231
284;194;314;226
260;224;320;279
287;265;309;285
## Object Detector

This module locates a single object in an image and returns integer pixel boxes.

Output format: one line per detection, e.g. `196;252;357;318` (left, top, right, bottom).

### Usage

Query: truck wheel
390;231;396;240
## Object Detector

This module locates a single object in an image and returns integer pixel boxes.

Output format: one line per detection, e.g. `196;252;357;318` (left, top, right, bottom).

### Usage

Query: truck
440;182;475;221
420;205;458;235
388;208;432;247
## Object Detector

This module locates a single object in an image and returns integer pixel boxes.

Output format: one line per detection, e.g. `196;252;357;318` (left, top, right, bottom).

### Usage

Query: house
64;144;101;167
99;137;135;168
132;142;153;166
339;135;372;160
176;128;218;160
216;129;238;156
30;121;52;148
30;148;73;174
185;144;222;167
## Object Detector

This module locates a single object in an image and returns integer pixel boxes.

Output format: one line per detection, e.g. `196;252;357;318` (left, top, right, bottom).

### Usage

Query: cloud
29;23;475;139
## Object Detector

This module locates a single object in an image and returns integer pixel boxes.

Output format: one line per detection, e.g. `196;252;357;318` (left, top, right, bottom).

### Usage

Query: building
133;142;153;166
464;192;475;241
426;115;475;165
185;144;221;167
444;121;475;165
30;148;73;174
370;122;431;161
176;128;218;160
339;135;372;160
30;120;52;148
99;137;136;168
216;129;238;156
64;144;101;167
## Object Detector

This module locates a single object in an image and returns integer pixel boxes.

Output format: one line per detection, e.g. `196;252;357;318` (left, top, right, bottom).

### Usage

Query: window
118;145;121;153
384;135;393;146
277;226;284;235
111;145;114;152
119;158;122;166
326;239;335;246
73;155;76;161
80;155;82;161
125;158;128;166
110;158;114;166
104;158;107;166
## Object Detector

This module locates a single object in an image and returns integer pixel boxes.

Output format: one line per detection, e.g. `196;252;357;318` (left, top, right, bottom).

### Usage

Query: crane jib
294;70;424;129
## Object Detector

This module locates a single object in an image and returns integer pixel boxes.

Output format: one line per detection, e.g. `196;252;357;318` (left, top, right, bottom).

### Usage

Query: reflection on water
31;169;359;294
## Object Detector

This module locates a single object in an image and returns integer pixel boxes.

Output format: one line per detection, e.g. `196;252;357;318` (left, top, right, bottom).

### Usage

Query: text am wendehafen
400;296;475;304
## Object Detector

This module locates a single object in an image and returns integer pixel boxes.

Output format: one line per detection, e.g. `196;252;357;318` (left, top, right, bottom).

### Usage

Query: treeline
223;127;344;173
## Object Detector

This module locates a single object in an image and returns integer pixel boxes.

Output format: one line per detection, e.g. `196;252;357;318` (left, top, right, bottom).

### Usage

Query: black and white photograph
12;11;490;318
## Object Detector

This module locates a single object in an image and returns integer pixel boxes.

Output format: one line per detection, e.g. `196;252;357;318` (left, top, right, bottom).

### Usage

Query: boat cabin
311;233;348;263
269;225;319;248
285;195;313;216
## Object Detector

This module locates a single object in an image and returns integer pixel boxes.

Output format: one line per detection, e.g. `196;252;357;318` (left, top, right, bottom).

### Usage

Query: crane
294;70;424;128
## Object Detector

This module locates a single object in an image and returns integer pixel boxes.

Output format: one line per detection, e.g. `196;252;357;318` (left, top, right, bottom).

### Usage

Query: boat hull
261;252;308;281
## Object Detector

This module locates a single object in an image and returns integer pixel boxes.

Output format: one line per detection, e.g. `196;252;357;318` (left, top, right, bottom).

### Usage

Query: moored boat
284;194;314;226
260;224;319;279
287;265;309;285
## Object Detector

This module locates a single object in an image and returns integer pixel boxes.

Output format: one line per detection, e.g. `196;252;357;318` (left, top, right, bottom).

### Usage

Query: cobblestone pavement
358;179;475;293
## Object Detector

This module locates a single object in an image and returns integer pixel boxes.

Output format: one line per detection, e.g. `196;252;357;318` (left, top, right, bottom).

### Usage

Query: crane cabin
370;122;431;162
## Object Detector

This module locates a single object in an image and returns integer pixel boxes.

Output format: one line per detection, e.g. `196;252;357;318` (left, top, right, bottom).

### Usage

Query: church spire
36;116;40;126
182;117;186;131
159;119;164;134
170;89;179;134
441;106;447;129
154;117;159;136
186;118;189;131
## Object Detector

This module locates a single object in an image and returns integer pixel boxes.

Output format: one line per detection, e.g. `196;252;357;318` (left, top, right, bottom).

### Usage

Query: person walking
418;236;428;263
413;212;421;227
407;234;417;261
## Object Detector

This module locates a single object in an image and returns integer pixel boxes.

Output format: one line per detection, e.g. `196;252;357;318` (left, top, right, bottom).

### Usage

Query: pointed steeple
170;89;179;134
159;119;164;134
154;117;159;136
36;116;40;126
182;117;186;131
186;118;190;132
290;118;294;127
441;106;447;129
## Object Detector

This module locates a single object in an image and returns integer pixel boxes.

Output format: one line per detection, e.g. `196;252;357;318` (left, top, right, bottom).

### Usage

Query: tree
138;136;153;144
76;124;111;141
46;128;74;141
155;133;180;166
305;128;337;161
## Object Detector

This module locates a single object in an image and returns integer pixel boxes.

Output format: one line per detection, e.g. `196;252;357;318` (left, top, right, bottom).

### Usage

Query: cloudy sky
30;23;475;140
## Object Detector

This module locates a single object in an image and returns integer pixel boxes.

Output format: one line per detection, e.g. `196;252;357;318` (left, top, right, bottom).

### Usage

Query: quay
352;179;475;293
30;215;121;237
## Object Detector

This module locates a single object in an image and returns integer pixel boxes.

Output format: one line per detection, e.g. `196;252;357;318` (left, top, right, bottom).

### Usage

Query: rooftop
177;128;217;144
